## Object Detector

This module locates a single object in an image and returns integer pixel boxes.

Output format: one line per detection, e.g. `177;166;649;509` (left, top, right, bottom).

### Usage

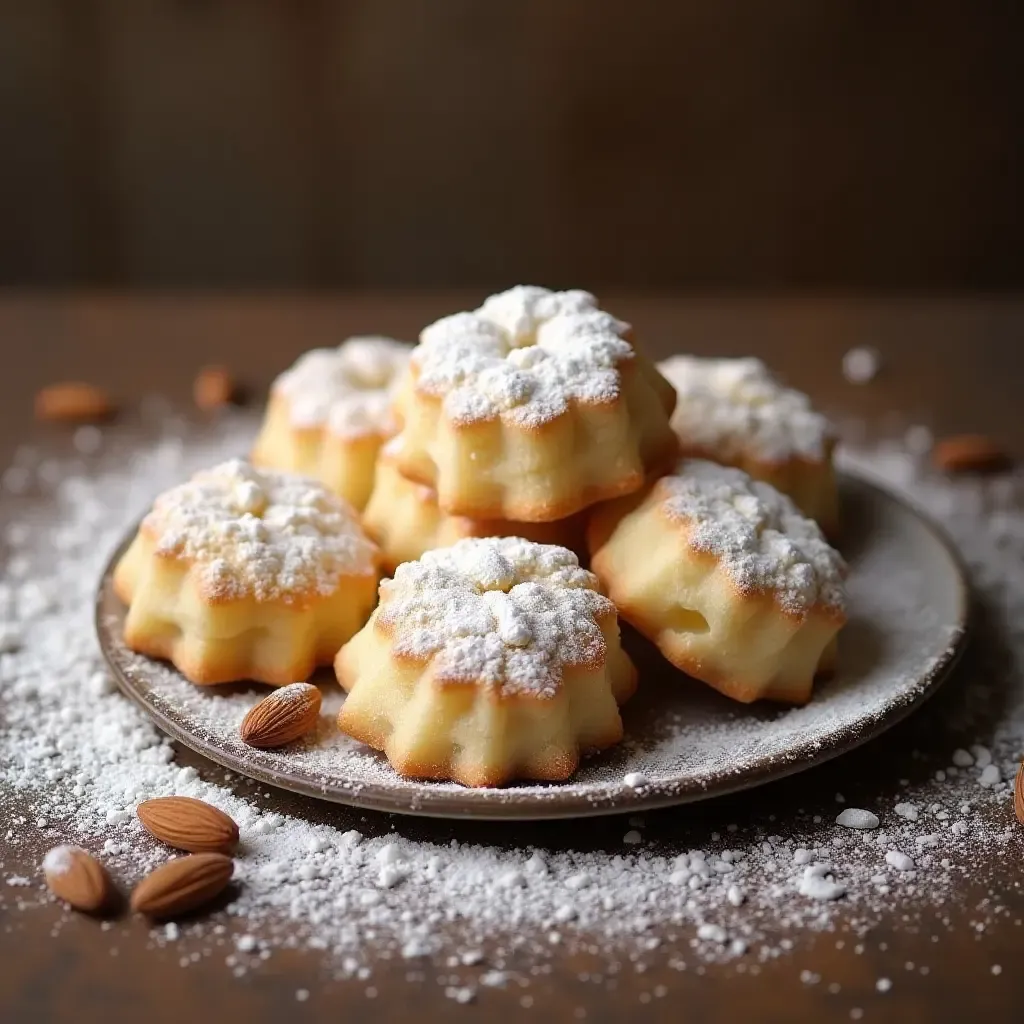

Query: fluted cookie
335;537;636;787
252;337;411;510
589;459;846;704
362;439;587;571
658;356;838;535
392;286;678;522
114;460;380;685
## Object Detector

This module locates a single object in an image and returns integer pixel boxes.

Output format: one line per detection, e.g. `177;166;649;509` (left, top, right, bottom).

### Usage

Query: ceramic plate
95;472;969;820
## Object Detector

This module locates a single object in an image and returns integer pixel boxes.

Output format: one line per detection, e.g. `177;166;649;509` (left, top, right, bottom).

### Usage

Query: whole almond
137;796;239;854
240;682;322;749
193;365;236;411
35;382;114;423
1015;762;1024;826
42;845;113;913
933;434;1011;474
130;853;233;919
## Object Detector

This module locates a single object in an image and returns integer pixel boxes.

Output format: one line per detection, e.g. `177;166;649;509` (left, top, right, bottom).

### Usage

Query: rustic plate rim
95;471;970;820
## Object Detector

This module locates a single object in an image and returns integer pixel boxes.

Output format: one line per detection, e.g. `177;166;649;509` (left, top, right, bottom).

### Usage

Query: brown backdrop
1;0;1022;289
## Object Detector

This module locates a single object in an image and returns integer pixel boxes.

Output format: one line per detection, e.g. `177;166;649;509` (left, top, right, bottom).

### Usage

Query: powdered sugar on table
0;407;1021;1004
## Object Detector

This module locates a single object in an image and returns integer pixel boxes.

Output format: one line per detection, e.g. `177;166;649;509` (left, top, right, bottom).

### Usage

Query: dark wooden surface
2;2;1024;289
0;294;1023;1022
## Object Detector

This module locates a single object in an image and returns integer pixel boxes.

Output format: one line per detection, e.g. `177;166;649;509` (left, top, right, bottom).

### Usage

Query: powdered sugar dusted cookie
335;536;636;787
114;460;380;685
392;286;678;522
361;439;587;571
252;337;411;510
657;356;838;534
588;459;847;704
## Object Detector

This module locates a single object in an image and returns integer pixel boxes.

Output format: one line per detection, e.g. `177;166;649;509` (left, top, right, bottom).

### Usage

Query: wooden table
0;294;1021;1023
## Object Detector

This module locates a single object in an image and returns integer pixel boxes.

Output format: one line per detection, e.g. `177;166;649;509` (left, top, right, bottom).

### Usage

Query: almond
1015;762;1024;826
130;853;234;919
240;682;322;748
42;845;113;913
933;434;1011;474
137;796;239;854
35;382;114;423
193;365;236;411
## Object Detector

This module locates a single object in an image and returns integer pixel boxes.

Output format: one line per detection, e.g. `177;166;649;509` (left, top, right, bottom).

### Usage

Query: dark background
2;0;1023;291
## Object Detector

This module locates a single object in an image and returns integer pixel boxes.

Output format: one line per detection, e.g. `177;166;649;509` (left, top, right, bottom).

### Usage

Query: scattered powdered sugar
1;408;1023;1003
884;850;914;872
33;439;974;814
274;337;411;438
894;801;920;821
658;459;847;616
40;844;77;876
796;863;847;901
412;286;636;428
841;347;881;385
835;809;879;830
377;537;614;697
657;356;832;462
140;459;378;601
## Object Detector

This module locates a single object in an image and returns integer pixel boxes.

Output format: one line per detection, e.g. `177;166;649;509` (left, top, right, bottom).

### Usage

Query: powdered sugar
842;347;881;385
797;864;847;901
1;408;1023;1005
375;537;615;697
835;809;879;830
476;285;628;346
412;286;636;428
658;356;833;462
139;459;378;601
41;844;76;876
658;459;847;616
97;461;956;818
884;850;914;872
274;337;411;438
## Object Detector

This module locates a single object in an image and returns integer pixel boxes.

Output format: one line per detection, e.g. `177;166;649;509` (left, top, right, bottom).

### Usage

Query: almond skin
240;682;322;749
933;434;1011;474
42;845;113;914
137;796;239;854
193;366;236;411
130;853;234;919
35;382;114;423
1015;762;1024;826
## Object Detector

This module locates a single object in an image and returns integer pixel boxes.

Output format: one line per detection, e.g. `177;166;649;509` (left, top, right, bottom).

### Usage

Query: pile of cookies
115;286;848;788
